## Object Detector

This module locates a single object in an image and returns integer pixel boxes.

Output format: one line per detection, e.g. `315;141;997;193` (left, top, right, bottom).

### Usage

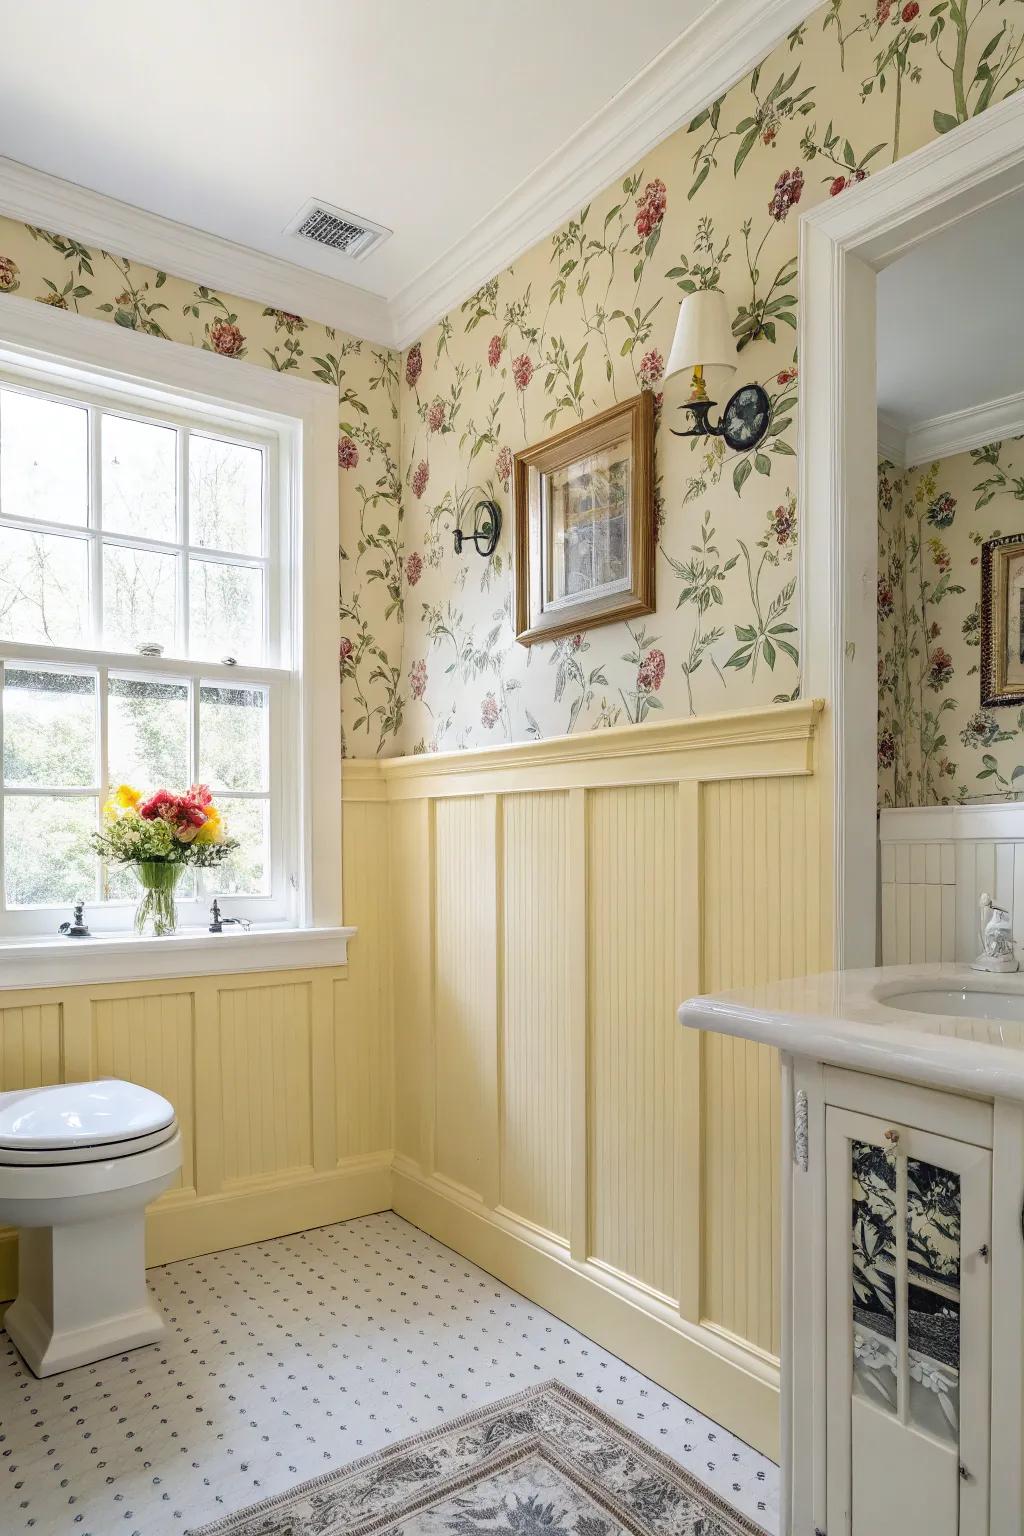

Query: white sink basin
884;987;1024;1022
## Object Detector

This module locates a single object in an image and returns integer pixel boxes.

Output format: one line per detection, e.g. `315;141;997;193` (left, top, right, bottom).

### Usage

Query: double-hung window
0;303;342;972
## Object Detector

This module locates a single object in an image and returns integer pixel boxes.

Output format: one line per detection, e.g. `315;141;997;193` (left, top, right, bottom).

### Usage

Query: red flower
487;334;503;369
877;578;895;620
0;256;19;293
769;167;804;221
927;647;954;691
634;179;667;239
405;551;423;587
339;637;354;663
902;1;919;18
637;648;666;693
337;435;359;469
409;659;427;700
496;445;513;489
876;0;892;20
405;343;423;388
769;503;797;546
427;398;445;433
570;633;583;650
877;730;896;769
638;348;665;390
512;354;534;391
762;127;777;147
481;693;500;729
209;319;245;357
830;176;847;197
776;367;797;386
411;459;430;499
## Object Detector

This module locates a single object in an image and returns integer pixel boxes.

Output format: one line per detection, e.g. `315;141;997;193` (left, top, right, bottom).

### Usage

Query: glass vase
133;861;183;937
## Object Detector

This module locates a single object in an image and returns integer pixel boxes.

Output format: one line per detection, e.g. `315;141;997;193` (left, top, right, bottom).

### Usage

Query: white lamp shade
665;289;736;380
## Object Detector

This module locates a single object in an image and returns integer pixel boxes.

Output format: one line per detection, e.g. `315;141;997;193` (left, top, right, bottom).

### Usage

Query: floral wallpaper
878;437;1024;806
0;216;403;759
396;0;1024;753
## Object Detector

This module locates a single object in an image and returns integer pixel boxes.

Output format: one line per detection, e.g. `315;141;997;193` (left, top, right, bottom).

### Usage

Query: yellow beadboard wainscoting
345;697;829;1459
0;785;395;1302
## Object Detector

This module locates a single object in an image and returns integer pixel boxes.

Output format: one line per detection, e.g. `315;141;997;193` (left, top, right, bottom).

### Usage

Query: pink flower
481;693;500;729
927;647;954;691
487;334;503;369
634;179;667;239
512;354;534;391
338;435;359;469
405;551;423;587
427;398;446;433
768;167;804;222
138;785;212;842
830;176;847;197
769;503;797;546
776;367;797;386
876;0;892;20
878;730;896;769
409;659;427;700
570;633;583;650
638;348;665;390
877;578;895;620
209;319;245;357
762;126;777;147
637;648;666;693
405;343;423;388
339;637;354;663
0;256;19;293
411;459;429;499
496;445;513;489
901;0;919;18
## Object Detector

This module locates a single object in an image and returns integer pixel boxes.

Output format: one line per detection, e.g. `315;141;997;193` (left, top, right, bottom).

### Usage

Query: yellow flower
113;784;142;809
194;806;225;845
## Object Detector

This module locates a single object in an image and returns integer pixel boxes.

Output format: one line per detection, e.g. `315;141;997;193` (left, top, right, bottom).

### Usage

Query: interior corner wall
879;437;1024;808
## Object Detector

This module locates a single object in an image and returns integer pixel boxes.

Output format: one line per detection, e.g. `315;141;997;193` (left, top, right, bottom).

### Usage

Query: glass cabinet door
826;1109;990;1536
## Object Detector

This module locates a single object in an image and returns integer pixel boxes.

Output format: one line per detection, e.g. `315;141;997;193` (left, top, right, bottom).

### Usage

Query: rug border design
187;1378;770;1536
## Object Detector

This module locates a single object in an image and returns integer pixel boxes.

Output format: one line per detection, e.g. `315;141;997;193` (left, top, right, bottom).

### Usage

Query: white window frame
0;294;349;985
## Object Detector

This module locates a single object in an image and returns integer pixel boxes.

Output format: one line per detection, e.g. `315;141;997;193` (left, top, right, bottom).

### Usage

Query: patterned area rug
188;1380;767;1536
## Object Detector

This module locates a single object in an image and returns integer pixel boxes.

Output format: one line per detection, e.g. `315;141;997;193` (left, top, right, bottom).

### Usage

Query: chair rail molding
798;88;1024;968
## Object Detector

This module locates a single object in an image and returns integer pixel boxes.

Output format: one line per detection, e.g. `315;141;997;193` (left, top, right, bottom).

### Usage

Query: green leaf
933;110;960;134
688;161;712;201
763;637;777;669
733;126;760;177
754;452;772;476
733;457;752;494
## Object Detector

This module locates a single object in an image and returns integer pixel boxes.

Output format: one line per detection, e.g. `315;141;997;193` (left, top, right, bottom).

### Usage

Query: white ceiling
877;188;1024;435
0;0;711;309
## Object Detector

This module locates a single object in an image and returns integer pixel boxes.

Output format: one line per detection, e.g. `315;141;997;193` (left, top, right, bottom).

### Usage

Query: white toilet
0;1079;182;1377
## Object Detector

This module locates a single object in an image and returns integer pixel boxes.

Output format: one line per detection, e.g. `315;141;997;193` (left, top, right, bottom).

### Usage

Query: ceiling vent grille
285;198;391;261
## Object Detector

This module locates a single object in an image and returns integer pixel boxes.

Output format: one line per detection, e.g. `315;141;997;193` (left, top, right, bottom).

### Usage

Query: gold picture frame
511;393;654;647
981;533;1024;707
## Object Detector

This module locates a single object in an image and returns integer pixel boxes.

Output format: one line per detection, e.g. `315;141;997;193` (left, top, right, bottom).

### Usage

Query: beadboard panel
699;774;824;1357
0;1002;62;1091
587;783;684;1300
500;791;571;1240
219;981;314;1183
337;796;393;1160
433;795;499;1202
369;700;829;1460
91;992;197;1193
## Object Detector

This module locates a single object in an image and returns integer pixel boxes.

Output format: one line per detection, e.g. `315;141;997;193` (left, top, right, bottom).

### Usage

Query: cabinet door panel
825;1106;990;1535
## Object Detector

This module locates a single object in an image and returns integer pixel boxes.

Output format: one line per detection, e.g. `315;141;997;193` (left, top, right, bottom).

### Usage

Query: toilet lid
0;1079;175;1150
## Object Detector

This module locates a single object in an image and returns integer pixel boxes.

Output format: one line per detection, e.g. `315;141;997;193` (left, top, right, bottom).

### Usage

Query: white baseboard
391;1158;780;1460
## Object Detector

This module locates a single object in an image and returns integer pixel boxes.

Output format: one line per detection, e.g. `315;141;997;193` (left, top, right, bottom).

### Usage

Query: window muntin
0;371;289;933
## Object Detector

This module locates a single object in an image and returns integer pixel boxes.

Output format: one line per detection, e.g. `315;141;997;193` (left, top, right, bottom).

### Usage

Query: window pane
189;435;263;555
203;797;268;896
101;415;177;541
0;526;89;645
3;667;96;787
199;684;268;791
4;794;97;907
0;389;88;527
102;542;178;653
108;675;189;791
189;560;262;661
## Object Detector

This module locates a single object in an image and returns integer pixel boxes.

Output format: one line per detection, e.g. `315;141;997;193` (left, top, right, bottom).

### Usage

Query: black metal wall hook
454;499;502;558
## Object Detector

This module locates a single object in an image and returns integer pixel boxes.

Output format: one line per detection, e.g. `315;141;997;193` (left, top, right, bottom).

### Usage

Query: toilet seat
0;1080;175;1165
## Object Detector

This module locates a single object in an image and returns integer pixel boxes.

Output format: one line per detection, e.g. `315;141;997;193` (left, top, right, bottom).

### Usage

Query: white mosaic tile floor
0;1212;779;1535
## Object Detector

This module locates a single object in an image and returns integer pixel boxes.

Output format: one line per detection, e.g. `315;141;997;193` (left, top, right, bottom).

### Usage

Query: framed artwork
511;392;654;646
981;533;1024;706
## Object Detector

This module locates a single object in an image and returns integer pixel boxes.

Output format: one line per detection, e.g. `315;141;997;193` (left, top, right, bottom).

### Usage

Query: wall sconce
453;499;502;558
666;290;771;452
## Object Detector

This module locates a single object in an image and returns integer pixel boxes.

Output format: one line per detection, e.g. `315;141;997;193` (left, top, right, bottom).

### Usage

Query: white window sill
0;925;356;991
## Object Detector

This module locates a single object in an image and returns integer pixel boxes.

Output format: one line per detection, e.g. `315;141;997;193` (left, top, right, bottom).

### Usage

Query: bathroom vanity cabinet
679;965;1024;1536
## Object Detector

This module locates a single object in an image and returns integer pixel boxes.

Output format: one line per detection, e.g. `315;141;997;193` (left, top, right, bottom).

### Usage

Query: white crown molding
389;0;818;349
0;0;818;355
0;156;396;348
902;389;1024;466
877;412;906;467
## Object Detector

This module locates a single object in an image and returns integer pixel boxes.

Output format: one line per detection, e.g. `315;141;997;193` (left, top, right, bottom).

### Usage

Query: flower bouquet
92;784;238;936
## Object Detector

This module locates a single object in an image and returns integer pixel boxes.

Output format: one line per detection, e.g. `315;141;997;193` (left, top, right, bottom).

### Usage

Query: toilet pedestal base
5;1214;166;1376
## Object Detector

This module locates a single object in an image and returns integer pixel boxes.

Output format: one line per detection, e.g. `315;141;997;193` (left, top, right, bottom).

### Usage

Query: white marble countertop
679;963;1024;1102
